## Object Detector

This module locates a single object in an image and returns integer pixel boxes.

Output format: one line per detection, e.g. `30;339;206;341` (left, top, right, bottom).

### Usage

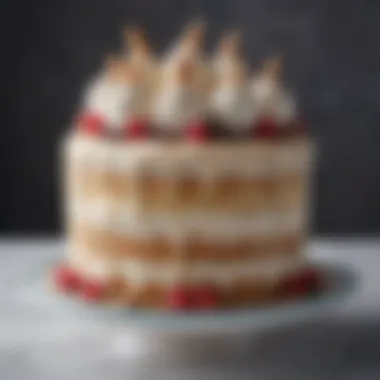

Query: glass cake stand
19;260;358;361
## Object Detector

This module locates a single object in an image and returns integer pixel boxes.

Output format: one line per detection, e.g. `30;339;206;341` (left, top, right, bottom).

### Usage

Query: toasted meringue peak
82;54;150;128
251;56;296;124
183;19;206;46
154;55;205;132
123;25;150;56
211;64;256;132
261;55;283;81
165;20;206;64
218;30;242;56
121;26;157;90
213;30;247;84
174;58;196;86
104;55;129;83
159;20;210;97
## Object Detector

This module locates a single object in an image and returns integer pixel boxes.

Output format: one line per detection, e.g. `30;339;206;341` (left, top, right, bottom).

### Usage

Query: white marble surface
0;238;380;380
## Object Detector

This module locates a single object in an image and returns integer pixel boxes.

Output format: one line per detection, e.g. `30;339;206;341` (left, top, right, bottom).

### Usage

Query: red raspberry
254;116;279;139
281;267;322;297
186;121;209;142
78;112;106;136
282;275;308;296
81;280;104;302
124;119;149;140
167;286;193;311
193;284;218;309
53;264;81;293
298;267;322;293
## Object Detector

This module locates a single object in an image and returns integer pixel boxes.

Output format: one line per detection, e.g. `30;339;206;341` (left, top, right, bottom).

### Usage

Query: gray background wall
1;0;379;235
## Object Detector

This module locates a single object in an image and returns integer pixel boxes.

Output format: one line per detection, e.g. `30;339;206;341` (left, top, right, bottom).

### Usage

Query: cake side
60;133;314;308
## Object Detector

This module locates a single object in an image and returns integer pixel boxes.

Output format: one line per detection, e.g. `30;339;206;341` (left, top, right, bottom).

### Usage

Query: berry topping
186;121;210;142
53;264;82;293
254;116;279;139
124;119;149;140
78;112;106;136
81;280;104;302
281;275;308;297
167;285;193;310
297;267;323;293
281;266;323;297
193;284;219;309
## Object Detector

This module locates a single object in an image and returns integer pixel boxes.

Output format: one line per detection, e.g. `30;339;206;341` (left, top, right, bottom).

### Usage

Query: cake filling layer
70;226;303;260
67;199;306;239
69;247;304;286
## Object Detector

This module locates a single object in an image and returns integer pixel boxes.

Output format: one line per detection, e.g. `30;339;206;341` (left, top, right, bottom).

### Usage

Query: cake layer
68;170;306;212
70;225;304;261
68;246;303;286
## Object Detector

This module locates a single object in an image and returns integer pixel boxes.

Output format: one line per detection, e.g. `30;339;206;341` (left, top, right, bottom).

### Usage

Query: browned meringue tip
123;25;150;53
218;30;242;54
105;54;124;70
183;18;207;44
262;55;283;79
224;66;246;85
104;54;131;83
174;58;196;85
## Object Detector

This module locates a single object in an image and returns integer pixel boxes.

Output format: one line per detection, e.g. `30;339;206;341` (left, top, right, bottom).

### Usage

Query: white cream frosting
212;51;247;81
211;83;256;131
65;134;313;175
153;84;205;131
83;77;127;127
67;196;305;240
83;75;148;129
69;248;304;286
250;77;297;124
213;54;236;79
129;54;157;87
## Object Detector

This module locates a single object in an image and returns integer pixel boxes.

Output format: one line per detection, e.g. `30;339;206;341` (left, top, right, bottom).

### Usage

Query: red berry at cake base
167;285;193;311
193;284;219;310
78;112;106;137
124;118;149;140
280;266;323;298
254;116;279;139
52;264;82;294
80;279;104;303
281;276;307;298
185;121;209;142
297;267;323;294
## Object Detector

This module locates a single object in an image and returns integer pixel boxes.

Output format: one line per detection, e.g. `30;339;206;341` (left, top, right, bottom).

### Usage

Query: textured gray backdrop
1;0;379;234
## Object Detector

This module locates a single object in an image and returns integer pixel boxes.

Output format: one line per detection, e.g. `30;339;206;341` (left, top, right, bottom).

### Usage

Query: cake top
77;20;306;142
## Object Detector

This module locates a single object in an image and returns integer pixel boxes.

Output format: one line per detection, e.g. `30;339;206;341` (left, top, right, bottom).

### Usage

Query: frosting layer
64;134;313;175
69;247;304;286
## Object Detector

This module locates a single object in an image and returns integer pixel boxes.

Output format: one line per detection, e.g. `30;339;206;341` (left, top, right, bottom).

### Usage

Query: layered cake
53;23;319;310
